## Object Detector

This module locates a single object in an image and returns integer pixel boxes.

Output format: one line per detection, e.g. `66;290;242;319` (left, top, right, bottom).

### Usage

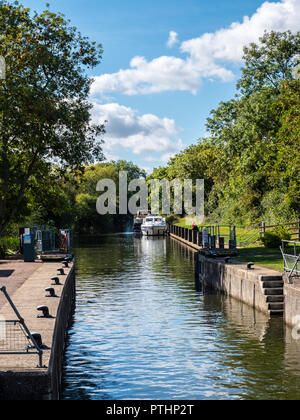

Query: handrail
239;227;259;241
239;231;260;247
0;286;43;368
280;240;300;284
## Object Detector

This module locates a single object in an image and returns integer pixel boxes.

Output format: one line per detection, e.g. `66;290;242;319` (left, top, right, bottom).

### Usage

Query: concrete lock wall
284;282;300;328
198;255;270;315
48;265;76;400
170;229;300;326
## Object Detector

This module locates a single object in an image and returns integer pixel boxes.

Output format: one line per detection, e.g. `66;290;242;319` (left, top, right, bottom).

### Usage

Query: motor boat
141;215;167;237
133;210;150;233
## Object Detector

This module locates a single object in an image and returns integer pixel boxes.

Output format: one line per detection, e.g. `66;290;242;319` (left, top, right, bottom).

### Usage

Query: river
61;234;300;400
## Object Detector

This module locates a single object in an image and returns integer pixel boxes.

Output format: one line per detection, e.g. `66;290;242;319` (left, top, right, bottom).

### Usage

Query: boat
141;215;167;237
133;210;150;233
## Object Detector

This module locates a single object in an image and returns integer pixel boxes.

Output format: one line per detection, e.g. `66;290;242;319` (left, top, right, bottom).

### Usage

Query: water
62;235;300;400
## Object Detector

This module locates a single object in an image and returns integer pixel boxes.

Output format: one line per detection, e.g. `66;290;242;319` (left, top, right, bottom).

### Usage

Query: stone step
263;281;284;288
268;302;284;311
266;295;284;303
264;288;284;296
269;309;284;316
261;276;283;282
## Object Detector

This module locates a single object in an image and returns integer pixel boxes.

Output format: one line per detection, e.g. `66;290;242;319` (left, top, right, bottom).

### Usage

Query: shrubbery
166;215;180;225
0;237;19;258
261;227;291;249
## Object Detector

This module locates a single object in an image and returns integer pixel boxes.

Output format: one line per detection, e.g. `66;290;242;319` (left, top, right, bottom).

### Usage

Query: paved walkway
0;261;73;370
0;260;41;310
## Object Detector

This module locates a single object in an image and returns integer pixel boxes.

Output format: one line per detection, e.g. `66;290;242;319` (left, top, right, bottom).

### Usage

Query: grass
174;218;252;243
173;218;285;272
234;245;283;272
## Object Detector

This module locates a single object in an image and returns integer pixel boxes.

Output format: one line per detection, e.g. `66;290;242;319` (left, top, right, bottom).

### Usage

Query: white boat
141;215;167;237
133;210;150;233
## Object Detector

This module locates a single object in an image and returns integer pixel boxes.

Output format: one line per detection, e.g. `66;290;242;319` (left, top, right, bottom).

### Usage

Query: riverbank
0;259;75;400
231;246;283;272
169;230;300;328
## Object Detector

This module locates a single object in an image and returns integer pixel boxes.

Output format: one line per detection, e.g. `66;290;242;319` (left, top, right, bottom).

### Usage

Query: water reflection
62;235;300;400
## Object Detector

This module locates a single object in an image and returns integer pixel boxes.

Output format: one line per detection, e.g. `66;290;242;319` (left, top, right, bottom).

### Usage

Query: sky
19;0;300;172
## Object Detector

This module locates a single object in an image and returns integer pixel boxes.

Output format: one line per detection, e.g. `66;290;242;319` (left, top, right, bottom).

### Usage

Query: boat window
154;218;161;222
146;218;153;222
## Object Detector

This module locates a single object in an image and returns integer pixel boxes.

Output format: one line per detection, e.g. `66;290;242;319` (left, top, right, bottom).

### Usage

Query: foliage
0;236;19;257
261;226;291;249
274;226;291;241
238;31;300;95
261;232;282;249
0;1;105;236
149;31;300;227
166;215;180;225
18;160;146;235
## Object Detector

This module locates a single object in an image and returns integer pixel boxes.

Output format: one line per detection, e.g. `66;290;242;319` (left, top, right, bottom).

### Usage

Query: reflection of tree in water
63;235;300;400
165;239;196;280
201;291;300;400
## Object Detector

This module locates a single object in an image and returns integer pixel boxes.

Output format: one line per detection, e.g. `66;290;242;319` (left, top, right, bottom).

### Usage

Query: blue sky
22;0;300;172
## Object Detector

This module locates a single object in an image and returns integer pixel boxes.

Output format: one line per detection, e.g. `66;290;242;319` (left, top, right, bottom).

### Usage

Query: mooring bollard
219;237;225;249
37;305;50;318
51;276;61;285
45;287;56;297
30;332;43;348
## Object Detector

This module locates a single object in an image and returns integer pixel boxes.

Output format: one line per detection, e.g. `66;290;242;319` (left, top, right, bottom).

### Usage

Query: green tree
149;31;300;226
0;1;105;236
72;161;146;235
238;30;300;95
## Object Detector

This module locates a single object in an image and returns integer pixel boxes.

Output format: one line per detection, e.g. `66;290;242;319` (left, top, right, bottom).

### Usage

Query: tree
72;161;146;235
149;31;300;226
0;1;105;236
238;31;300;95
271;80;300;214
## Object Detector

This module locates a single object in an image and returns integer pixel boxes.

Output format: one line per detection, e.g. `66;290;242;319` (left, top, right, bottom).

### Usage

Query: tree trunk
0;152;39;237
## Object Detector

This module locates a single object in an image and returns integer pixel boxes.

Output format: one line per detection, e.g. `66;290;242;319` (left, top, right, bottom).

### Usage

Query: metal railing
0;286;44;368
239;228;260;247
280;240;300;284
168;224;237;250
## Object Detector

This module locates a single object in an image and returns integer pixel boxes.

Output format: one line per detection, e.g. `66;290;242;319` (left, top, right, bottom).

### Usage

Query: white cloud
91;55;202;95
167;31;179;48
181;0;300;64
91;0;300;96
91;102;183;158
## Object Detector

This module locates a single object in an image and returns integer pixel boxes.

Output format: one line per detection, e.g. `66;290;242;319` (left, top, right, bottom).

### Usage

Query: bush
166;215;180;225
0;237;20;258
261;226;292;249
261;232;282;248
274;226;291;241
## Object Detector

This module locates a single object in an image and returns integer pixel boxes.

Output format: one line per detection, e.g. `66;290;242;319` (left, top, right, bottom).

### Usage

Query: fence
239;220;300;247
260;221;300;241
0;286;43;368
168;224;237;251
280;240;300;284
